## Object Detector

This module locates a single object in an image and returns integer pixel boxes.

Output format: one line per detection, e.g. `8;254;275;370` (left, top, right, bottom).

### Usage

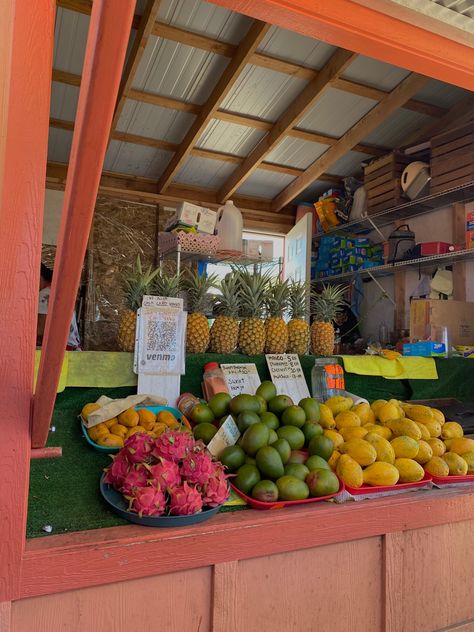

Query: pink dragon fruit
129;485;166;518
123;432;154;464
152;430;194;463
169;482;203;516
103;453;130;489
120;464;148;496
202;471;229;507
180;450;216;486
147;459;181;490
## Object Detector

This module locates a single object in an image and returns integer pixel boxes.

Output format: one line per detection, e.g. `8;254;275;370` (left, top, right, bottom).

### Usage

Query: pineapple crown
182;268;217;314
311;283;346;322
213;273;240;318
152;269;181;298
288;281;310;320
122;255;160;312
264;279;291;318
235;267;273;319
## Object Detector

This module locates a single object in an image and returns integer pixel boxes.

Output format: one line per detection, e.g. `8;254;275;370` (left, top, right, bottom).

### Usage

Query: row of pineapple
117;258;346;356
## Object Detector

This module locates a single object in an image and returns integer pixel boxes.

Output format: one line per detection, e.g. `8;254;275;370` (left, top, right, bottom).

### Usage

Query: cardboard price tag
266;354;310;403
220;363;261;397
207;415;241;458
142;295;184;309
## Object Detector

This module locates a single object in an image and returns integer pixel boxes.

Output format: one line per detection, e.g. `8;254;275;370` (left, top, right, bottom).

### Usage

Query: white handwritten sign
207;415;241;458
142;295;184;309
266;354;310;403
220;363;261;397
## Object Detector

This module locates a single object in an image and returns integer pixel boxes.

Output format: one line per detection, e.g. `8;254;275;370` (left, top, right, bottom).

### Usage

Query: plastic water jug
215;200;243;254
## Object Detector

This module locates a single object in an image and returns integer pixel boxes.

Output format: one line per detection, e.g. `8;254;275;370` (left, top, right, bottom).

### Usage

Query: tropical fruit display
237;268;272;355
182;269;217;353
103;429;229;517
209;273;241;354
264;279;290;354
286;281;310;355
310;283;346;356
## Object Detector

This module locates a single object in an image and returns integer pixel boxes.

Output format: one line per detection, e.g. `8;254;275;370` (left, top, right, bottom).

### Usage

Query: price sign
142;295;184;309
220;364;261;397
207;415;240;458
266;354;310;403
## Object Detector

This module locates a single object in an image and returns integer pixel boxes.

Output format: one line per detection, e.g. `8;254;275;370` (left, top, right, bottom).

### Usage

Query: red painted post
32;0;136;448
0;0;55;601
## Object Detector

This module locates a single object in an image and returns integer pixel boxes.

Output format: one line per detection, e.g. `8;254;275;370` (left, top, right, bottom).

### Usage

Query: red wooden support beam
0;0;55;601
30;447;63;460
32;0;136;448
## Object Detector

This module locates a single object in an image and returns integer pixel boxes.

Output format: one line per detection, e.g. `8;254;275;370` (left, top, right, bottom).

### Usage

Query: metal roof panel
265;136;328;169
413;79;470;107
53;8;89;75
196;120;266;156
50;82;79;122
342;56;410;91
236;169;295;198
257;25;336;68
174;155;237;188
116;100;196;143
326;150;367;177
362;109;432;146
48;128;73;164
104;141;173;179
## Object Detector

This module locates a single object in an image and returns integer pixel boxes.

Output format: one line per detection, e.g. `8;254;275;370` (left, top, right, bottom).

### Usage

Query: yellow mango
324;395;353;415
424;419;442;438
156;410;179;427
377;402;401;425
97;434;124;448
441;421;464;440
363;424;393;440
431;408;445;425
442;452;468;476
118;408;140;428
340;438;377;466
318;404;336;429
323;429;344;449
109;423;127;439
394;458;425;483
424;456;449;477
125;425;147;438
153;422;168;436
336;454;363;488
365;433;396;464
103;417;119;429
414;440;433;465
415;422;431;441
444;438;453;450
370;399;387;416
335;410;361;430
88;425;107;442
427;437;446;457
328;450;341;471
137;408;156;430
340;426;368;441
81;402;101;420
461;451;474;475
388;418;422;441
352;403;375;425
406;405;434;424
447;437;474;455
390;436;419;459
363;462;399;487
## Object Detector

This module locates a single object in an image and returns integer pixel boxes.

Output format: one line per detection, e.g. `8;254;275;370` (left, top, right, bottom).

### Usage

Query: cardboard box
196;207;217;234
410;300;474;346
466;230;474;249
403;341;446;357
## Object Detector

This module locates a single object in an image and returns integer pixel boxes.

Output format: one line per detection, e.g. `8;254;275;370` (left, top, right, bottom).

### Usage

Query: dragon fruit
123;432;154;464
147;459;181;490
169;482;203;516
202;471;229;507
153;430;194;463
180;450;216;486
129;485;166;518
103;453;130;489
120;464;148;496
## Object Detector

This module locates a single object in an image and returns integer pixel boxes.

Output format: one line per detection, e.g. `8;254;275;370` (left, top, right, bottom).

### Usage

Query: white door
283;213;312;284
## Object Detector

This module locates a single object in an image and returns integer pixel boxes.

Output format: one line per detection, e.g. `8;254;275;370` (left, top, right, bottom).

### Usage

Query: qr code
146;319;177;352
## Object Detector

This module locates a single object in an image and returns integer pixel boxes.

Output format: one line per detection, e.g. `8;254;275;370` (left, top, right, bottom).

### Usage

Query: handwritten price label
220;364;261;397
266;354;310;403
207;416;241;458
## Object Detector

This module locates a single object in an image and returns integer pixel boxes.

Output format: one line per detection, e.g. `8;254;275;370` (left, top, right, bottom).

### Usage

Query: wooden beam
0;0;55;601
33;1;136;449
272;73;429;210
111;0;162;130
157;20;271;192
218;48;356;201
52;68;81;87
127;88;201;114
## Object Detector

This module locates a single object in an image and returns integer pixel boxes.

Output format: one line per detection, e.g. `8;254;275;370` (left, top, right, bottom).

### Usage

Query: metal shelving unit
160;244;282;274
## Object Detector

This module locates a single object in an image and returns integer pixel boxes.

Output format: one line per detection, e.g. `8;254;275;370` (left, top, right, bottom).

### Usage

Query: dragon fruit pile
104;430;229;518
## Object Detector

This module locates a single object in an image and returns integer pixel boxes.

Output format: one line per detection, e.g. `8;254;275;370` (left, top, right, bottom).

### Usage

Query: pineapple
209;273;240;354
237;268;272;356
310;283;346;356
264;279;290;354
182;269;216;353
152;268;181;299
117;255;160;352
287;281;310;355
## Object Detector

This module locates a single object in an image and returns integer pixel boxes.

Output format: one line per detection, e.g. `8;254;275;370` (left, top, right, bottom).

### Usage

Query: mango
109;423;127;439
324;395;353;415
431;408;445;425
336;454;363;488
365;433;395;464
370;399;387;416
234;464;261;494
126;425;147;438
415;422;431;441
97;434;124;448
256;446;284;479
323;429;344;449
103;417;119;429
427;437;446;457
276;475;309;500
318;404;336;429
447;437;474;455
363;462;399;487
352;403;375;425
390;436;419;459
424;456;450;477
81;402;101;420
442;452;468;476
335;410;361;430
328;450;341;471
152;422;168;437
363;424;392;440
377;402;401;425
394;458;425;483
88;425;107;442
461;451;474;475
242;423;270;456
441;421;464;440
387;418;422;441
118;408;139;428
340;426;368;441
414;440;433;465
251;480;278;502
340;438;377;466
424;419;442;438
138;408;157;430
406;405;434;424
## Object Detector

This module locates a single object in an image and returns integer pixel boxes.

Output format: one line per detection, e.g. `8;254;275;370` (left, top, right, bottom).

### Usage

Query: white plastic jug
215;200;243;254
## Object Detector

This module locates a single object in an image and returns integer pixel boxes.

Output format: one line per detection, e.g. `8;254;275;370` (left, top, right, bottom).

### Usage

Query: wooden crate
364;151;411;214
430;121;474;194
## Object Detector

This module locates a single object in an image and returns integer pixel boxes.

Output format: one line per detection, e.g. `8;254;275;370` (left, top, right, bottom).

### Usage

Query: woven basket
158;232;220;256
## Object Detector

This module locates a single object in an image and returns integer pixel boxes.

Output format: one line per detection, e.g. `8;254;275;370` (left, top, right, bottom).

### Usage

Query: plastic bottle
379;321;389;346
311;358;345;400
215;200;243;254
202;362;229;401
176;392;201;418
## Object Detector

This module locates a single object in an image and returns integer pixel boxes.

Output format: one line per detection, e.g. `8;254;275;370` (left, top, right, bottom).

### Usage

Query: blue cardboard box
403;341;446;357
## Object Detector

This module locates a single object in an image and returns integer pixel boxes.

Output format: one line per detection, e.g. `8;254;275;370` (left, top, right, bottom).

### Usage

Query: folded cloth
84;393;167;428
339;355;438;380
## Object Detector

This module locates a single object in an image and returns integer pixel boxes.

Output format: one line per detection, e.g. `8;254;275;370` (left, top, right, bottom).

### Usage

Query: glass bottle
311;358;345;400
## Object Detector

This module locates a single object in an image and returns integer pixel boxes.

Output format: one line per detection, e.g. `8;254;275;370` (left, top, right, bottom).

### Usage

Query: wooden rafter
157;20;271;192
272;73;429;211
218;48;356;201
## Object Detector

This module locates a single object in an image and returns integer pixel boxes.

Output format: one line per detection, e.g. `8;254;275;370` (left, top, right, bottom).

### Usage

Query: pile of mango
319;397;474;488
81;404;187;449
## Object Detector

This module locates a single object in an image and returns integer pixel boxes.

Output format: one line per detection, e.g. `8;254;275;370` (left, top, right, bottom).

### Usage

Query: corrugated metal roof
294;181;333;204
174;155;237;188
257;25;336;68
236;170;295;198
116;100;195;143
53;8;89;75
104;141;173;179
342;56;410;91
265;137;329;170
48;128;73;164
326;150;368;176
362;109;432;146
196;120;266;156
50;82;79;121
413;79;469;107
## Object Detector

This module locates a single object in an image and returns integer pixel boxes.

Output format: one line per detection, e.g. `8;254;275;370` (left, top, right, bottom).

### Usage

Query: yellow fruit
365;432;396;464
427;438;446;457
156;410;178;427
363;462;399;486
103;417;119;429
415;422;431;441
109;423;127;438
323;429;344;449
340;426;368;441
370;400;387;416
137;409;156;430
441;421;464;440
363;424;393;440
352;403;375;425
444;438;453;450
81;403;101;420
88;425;108;442
395;458;425;482
377;402;401;425
118;408;139;428
390;436;419;459
328;450;341;471
431;408;445;425
118;309;138;352
388;418;422;441
340;438;377;466
424;456;450;477
442;452;468;476
325;396;353;415
336;454;363;488
126;425;147;438
461;451;474;475
414;440;433;465
424;419;442;438
447;437;474;455
153;422;168;436
406;405;434;424
97;434;124;448
318;404;336;429
335;410;361;430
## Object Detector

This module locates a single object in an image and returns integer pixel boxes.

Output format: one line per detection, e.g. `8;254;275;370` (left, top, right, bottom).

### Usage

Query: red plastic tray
430;473;474;486
230;479;345;510
345;471;432;495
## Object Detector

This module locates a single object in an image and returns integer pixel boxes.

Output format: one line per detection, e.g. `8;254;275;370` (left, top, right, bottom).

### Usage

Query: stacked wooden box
430;121;474;194
363;151;411;214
